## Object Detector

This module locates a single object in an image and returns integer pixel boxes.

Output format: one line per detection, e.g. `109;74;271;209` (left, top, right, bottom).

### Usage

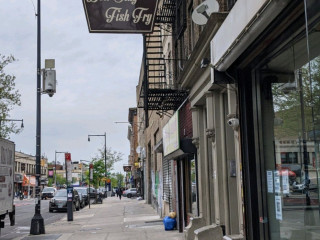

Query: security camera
227;118;239;128
200;58;210;68
47;89;54;97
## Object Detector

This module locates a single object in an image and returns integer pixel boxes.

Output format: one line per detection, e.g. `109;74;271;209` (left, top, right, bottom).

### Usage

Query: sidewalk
14;196;184;240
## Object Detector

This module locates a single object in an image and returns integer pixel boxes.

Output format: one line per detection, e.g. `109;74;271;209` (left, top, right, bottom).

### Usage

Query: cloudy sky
0;0;143;173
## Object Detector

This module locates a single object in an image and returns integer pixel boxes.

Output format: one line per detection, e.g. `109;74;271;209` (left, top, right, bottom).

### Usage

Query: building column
227;85;244;236
205;91;217;225
184;106;206;240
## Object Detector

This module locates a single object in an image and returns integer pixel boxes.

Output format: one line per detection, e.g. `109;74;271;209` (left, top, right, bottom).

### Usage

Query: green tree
85;147;123;188
110;172;125;188
273;57;320;140
0;54;22;138
47;174;66;187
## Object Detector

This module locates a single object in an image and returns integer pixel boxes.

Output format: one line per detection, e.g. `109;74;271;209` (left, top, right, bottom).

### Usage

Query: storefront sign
275;195;282;221
274;170;280;194
90;163;93;180
281;170;289;194
163;111;179;156
65;153;72;183
48;169;54;178
123;165;132;172
22;175;36;187
82;0;159;33
266;171;273;193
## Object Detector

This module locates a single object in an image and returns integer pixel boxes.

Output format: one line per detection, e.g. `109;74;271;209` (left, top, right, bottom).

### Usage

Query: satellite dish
192;0;219;25
136;146;142;154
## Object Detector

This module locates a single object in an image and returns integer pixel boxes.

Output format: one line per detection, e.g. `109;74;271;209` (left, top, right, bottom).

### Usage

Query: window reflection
190;158;197;216
261;15;320;240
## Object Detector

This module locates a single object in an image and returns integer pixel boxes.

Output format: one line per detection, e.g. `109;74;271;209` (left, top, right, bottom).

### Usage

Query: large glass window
258;6;320;239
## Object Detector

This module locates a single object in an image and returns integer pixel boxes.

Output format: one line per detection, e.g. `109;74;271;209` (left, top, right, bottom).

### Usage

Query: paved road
0;199;66;240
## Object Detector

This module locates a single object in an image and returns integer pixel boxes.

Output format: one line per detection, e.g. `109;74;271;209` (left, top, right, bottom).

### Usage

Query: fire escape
139;0;188;125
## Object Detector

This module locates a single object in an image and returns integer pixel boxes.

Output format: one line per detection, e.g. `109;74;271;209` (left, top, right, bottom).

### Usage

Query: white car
123;188;137;198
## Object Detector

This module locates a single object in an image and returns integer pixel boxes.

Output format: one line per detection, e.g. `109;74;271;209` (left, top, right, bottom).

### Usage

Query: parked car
88;187;97;198
74;187;89;206
49;189;81;212
292;178;318;193
123;188;137;198
98;187;107;197
113;187;119;192
41;187;56;200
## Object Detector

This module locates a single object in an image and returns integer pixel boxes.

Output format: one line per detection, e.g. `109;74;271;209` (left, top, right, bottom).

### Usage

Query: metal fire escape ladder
138;0;188;112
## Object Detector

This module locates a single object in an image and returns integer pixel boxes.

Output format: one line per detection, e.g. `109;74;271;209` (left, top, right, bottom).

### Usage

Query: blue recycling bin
163;216;176;231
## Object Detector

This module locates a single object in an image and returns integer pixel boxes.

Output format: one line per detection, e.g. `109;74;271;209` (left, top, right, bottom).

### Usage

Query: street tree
0;54;21;138
85;146;123;187
47;174;66;187
110;172;125;189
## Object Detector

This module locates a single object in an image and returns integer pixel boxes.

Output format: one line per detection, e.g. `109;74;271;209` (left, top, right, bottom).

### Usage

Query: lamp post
80;160;90;186
0;118;24;138
30;0;45;235
88;133;107;190
54;151;69;187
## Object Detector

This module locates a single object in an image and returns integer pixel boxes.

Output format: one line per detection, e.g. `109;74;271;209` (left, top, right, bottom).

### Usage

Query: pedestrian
116;188;119;197
118;188;122;200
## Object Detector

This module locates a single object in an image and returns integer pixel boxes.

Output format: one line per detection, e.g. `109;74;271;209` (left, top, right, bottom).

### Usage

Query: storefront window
259;7;320;239
190;158;197;216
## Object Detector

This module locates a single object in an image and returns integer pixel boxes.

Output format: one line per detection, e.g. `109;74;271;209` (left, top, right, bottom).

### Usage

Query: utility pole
88;133;107;190
30;0;45;235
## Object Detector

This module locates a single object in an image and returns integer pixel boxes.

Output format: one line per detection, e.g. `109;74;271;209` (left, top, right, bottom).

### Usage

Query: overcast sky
0;0;143;173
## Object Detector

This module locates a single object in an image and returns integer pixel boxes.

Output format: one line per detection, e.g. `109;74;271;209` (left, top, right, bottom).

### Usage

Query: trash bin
163;216;176;231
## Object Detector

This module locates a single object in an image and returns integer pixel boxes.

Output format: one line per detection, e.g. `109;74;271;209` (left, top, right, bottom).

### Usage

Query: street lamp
30;1;57;235
80;160;90;186
54;151;69;187
0;118;24;138
88;132;107;190
30;0;45;235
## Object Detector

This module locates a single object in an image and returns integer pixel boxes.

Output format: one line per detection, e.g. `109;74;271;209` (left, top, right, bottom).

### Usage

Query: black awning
164;139;196;160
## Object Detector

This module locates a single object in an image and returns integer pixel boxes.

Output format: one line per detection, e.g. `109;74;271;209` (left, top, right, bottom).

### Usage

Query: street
0;199;67;240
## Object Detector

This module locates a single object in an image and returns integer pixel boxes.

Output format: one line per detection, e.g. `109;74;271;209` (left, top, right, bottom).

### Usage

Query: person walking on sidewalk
118;188;123;200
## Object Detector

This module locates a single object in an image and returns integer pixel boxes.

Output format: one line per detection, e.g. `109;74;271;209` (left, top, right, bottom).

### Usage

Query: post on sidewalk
89;163;93;209
67;187;73;221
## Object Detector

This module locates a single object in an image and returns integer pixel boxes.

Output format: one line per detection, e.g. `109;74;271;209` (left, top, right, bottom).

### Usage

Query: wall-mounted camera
227;118;239;129
42;59;56;97
42;70;56;97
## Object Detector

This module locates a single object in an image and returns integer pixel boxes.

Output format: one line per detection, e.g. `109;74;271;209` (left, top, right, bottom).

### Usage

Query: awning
164;139;196;160
22;175;36;187
211;0;291;71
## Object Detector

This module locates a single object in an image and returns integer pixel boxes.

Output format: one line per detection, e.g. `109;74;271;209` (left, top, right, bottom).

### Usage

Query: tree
47;174;66;187
273;57;320;140
110;172;125;188
0;54;21;138
85;146;123;188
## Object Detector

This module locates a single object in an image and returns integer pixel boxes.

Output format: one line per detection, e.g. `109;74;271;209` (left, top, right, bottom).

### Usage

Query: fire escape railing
138;0;188;121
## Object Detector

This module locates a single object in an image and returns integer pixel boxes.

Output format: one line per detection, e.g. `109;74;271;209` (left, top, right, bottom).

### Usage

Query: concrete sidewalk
14;196;183;240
